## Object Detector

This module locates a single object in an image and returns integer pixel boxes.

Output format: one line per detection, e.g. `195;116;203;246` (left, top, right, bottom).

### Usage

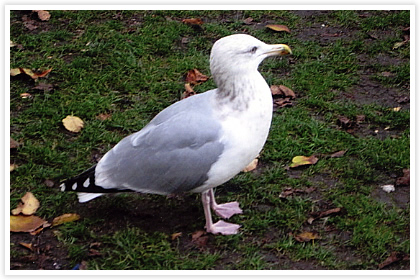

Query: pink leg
209;188;243;219
201;190;241;235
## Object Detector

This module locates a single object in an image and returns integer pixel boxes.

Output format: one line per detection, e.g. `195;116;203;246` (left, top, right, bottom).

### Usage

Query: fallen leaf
294;231;320;242
381;71;394;77
33;83;53;92
10;163;18;172
266;24;291;33
33;10;51;21
62;115;84;133
381;185;395;193
279;187;316;198
10;215;47;232
171;232;182;240
185;69;208;85
329;150;346;158
356;114;366;123
10;68;52;79
243;158;258;172
393;107;401;112
308;207;342;224
396;169;409;186
337;116;354;129
290;155;318;168
88;248;102;256
10;40;17;47
11;192;40;216
273;98;293;109
271;85;295;99
243;17;253;25
10;68;21;76
393;41;407;50
182;18;203;25
10;138;20;149
96;113;112;121
19;242;34;251
20;93;32;99
44;179;55;188
51;213;81;227
191;230;208;247
182;83;196;99
378;251;403;269
192;230;206;240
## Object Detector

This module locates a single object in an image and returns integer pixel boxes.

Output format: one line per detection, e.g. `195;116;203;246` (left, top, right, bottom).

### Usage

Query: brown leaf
266;24;291;33
290;155;318;168
182;18;203;25
337;116;354;129
308;207;342;224
273;98;293;109
396;169;409;186
10;215;47;232
96;113;112;121
51;213;80;227
329;150;346;158
33;83;53;92
243;17;253;25
192;230;206;240
378;251;403;269
11;192;40;216
11;68;52;79
279;187;315;198
294;231;320;242
33;10;51;21
171;232;182;240
10;138;20;149
19;242;34;251
10;163;18;172
20;93;32;99
185;69;208;85
44;179;55;188
356;114;366;123
243;158;258;172
62;115;84;133
88;249;102;257
182;83;196;99
271;85;295;99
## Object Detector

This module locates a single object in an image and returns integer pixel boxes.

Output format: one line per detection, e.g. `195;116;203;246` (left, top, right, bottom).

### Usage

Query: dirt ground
10;10;410;270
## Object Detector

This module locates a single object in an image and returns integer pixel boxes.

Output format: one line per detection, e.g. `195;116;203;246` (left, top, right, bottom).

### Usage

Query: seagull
60;34;292;235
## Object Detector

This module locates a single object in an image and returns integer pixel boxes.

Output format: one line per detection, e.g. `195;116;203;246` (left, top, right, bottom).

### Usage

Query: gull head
210;34;292;81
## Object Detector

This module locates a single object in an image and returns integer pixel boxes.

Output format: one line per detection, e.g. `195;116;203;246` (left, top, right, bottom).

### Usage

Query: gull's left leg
201;189;241;235
209;188;243;219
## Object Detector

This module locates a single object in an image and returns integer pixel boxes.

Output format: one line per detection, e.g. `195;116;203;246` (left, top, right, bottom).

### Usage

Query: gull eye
250;46;258;53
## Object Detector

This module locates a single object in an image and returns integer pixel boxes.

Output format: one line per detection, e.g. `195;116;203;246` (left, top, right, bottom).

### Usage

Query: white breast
192;77;273;193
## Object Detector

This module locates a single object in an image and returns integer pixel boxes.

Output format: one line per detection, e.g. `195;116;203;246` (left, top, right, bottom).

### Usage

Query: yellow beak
265;44;292;56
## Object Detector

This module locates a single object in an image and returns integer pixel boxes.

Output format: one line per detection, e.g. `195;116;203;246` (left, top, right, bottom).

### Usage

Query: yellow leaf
10;68;22;76
20;93;32;99
10;163;18;172
171;232;182;240
393;41;407;50
393;107;401;112
294;231;320;242
62;115;84;133
266;24;291;33
51;213;80;227
11;192;40;215
290;155;318;168
33;10;51;21
243;158;258;172
10;215;47;232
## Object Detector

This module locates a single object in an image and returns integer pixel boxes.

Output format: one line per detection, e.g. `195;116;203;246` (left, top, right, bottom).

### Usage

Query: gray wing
95;91;224;194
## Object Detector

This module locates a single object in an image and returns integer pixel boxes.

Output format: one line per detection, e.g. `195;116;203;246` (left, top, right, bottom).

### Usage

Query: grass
9;10;410;270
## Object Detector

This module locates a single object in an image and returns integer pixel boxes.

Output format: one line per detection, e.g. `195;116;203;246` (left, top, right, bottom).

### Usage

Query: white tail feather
78;193;104;203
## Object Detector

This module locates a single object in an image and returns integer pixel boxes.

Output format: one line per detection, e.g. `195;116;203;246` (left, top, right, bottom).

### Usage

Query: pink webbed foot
212;201;243;219
206;220;241;235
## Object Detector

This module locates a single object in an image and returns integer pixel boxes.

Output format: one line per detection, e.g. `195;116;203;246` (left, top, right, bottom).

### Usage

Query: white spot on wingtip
83;179;90;188
72;182;77;190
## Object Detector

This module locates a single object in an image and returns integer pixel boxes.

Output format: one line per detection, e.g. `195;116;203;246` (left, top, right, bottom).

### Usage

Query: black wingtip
60;165;134;194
